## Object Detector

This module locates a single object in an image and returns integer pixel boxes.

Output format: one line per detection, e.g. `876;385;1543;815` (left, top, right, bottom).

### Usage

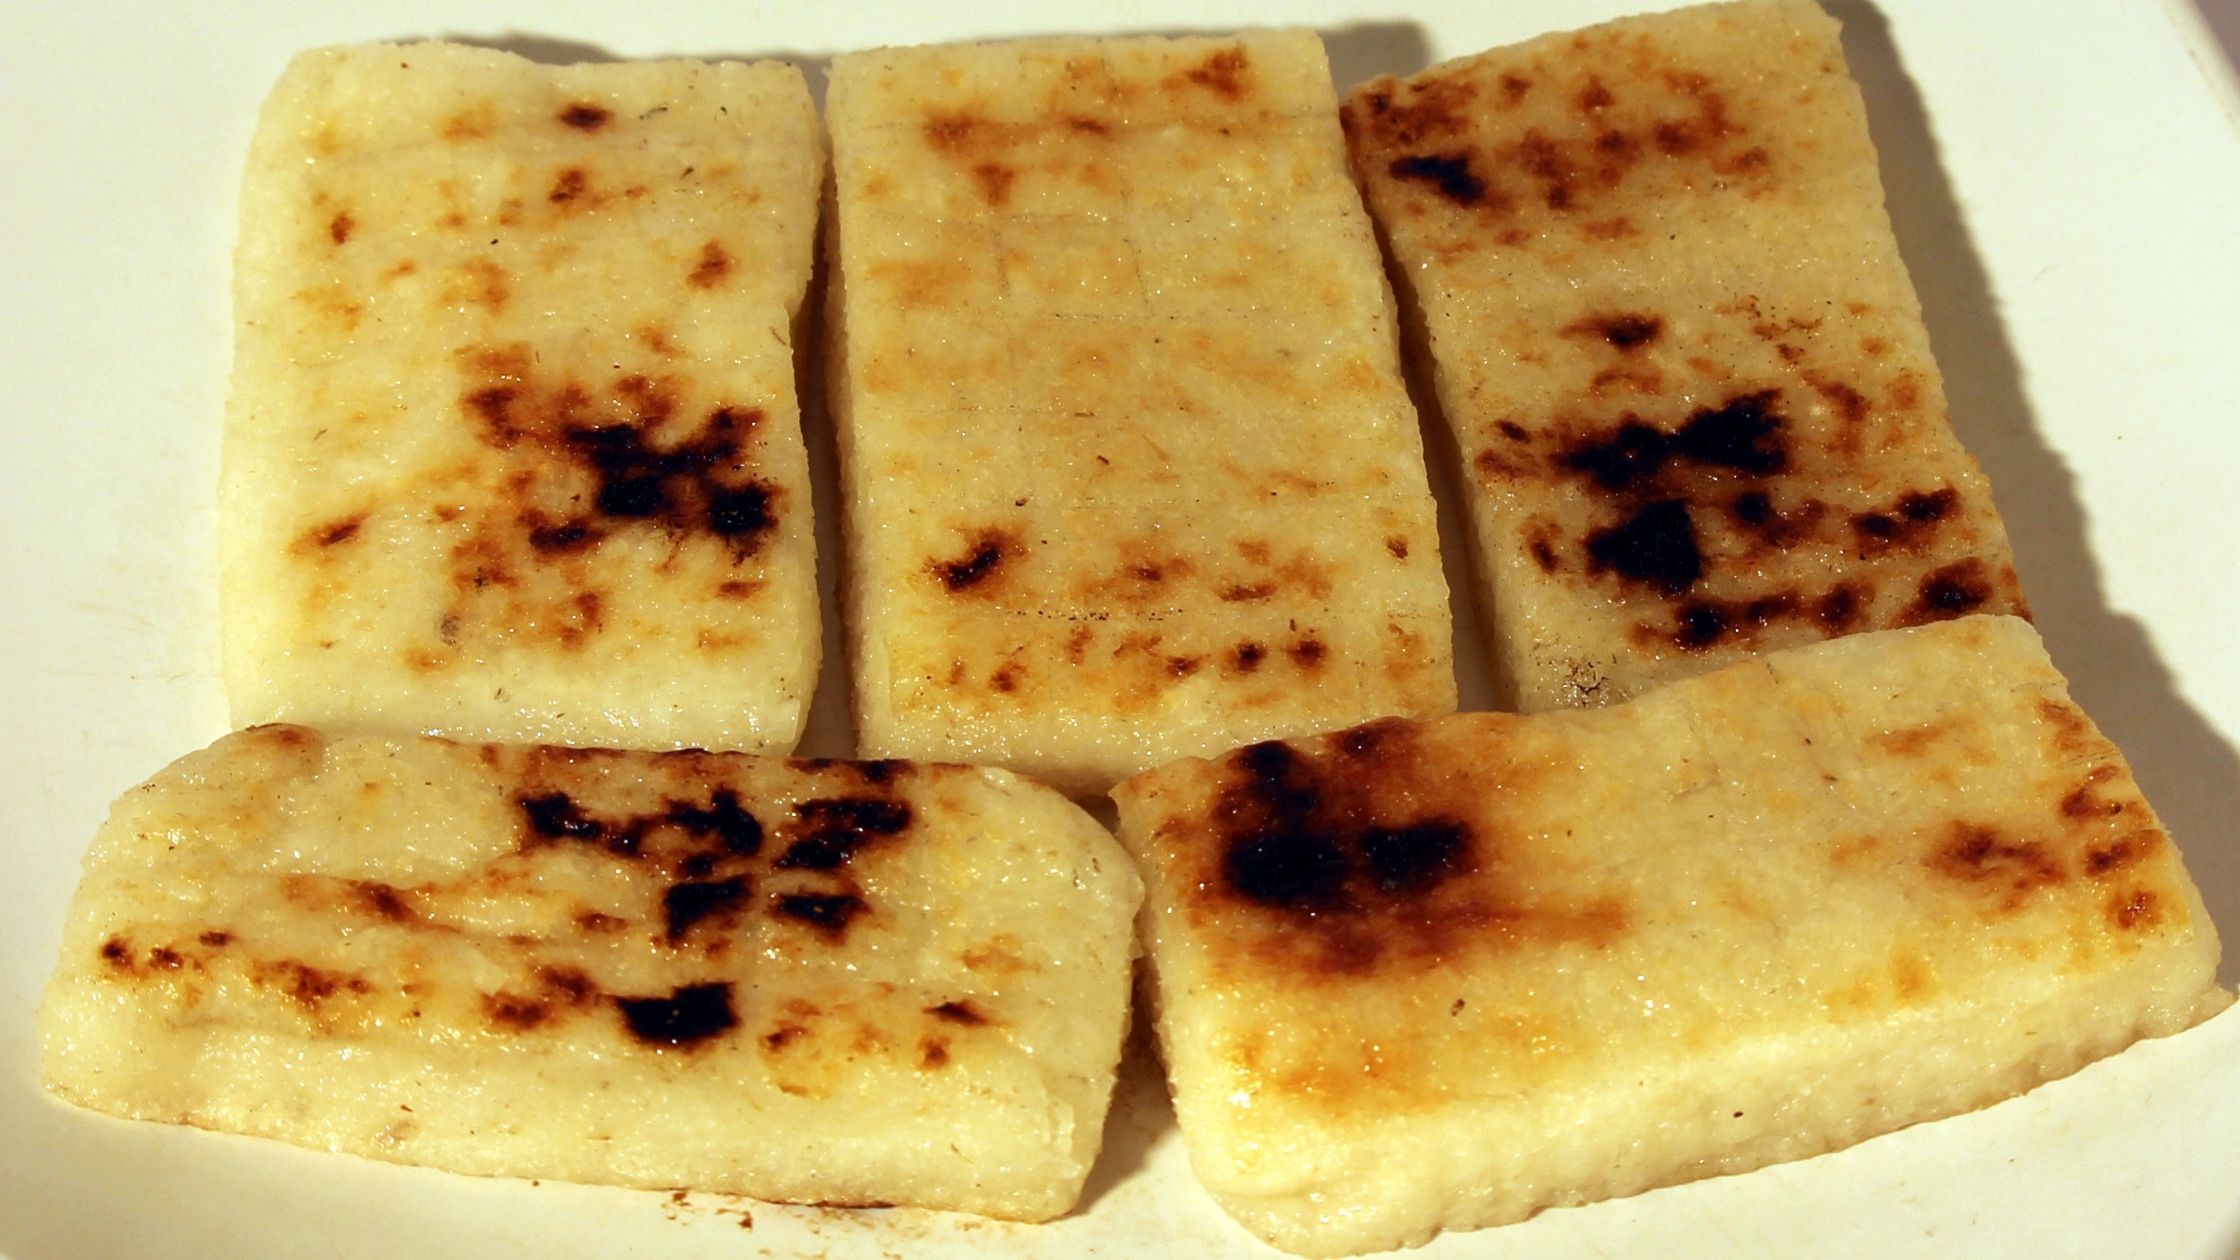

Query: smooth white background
4;3;2238;1257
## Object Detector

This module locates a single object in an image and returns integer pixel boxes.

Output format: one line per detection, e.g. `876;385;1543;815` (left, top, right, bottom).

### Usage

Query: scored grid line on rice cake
220;44;823;751
827;32;1457;795
1341;0;2027;712
1112;615;2227;1256
39;726;1141;1220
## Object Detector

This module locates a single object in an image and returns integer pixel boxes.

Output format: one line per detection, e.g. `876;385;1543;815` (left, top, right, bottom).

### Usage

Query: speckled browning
1341;2;2028;709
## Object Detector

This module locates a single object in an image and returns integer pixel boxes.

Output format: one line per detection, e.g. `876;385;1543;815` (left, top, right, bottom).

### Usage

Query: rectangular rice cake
827;32;1457;795
1342;0;2027;710
1114;615;2226;1256
221;44;823;750
40;726;1141;1220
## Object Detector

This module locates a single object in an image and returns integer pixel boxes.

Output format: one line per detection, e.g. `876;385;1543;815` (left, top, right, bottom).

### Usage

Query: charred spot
665;787;763;856
931;530;1015;592
304;514;367;550
1585;499;1701;595
920;1038;951;1068
773;893;867;940
1497;420;1530;441
1220;582;1275;602
484;991;554;1031
1901;488;1958;522
537;965;597;1005
1386;535;1410;559
329;212;356;245
1903;560;1994;625
1575;77;1614;112
1811;378;1871;424
520;791;605;842
351;881;414;922
1064;114;1112;135
258;959;367;1008
1288;636;1328;669
1167;654;1203;678
148;947;184;970
1671;390;1786;475
1560;419;1668;492
1815;582;1867;632
1731;490;1773;526
1928;822;2064;903
1226;831;1351;910
762;1023;806;1052
663;877;750;944
927;1000;988;1026
1359;821;1467;893
614;982;738;1048
559;102;611;131
689;241;732;288
576;909;628;933
1389;152;1489;207
526;517;597;553
989;662;1024;693
549;167;590;204
1667;592;1800;650
706;483;775;540
1568;312;1663;350
1232;641;1267;672
2085;831;2157;876
198;930;234;948
922;112;980;152
774;797;912;871
1184;47;1251;98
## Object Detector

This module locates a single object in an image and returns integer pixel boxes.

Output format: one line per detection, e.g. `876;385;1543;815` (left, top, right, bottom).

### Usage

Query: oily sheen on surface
1342;0;2026;711
39;726;1141;1220
220;44;823;751
1114;616;2226;1256
826;31;1457;795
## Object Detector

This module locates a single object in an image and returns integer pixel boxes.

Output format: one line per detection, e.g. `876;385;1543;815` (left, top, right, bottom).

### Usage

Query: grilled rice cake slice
1114;615;2226;1257
221;44;822;750
1342;0;2026;711
827;32;1456;796
39;726;1141;1221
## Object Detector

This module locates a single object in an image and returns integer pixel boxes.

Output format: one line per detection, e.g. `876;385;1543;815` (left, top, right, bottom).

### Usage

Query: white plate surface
5;2;2240;1257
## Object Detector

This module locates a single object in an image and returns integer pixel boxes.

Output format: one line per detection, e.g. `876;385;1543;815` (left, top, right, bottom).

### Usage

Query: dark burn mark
931;530;1014;592
559;102;611;131
1358;821;1468;893
1388;153;1488;206
2085;831;2156;877
1225;830;1350;911
1585;499;1702;595
928;1000;988;1026
1232;641;1267;672
198;930;234;947
1288;636;1327;668
1816;583;1866;632
775;797;912;871
149;947;184;970
1851;487;1960;557
1927;822;2064;907
1669;593;1799;650
1558;390;1788;493
615;982;738;1047
666;787;763;856
306;514;366;550
689;241;732;288
521;791;604;840
920;1039;951;1068
970;161;1017;206
663;877;750;944
329;212;355;245
352;880;414;922
1904;559;1994;625
1568;312;1663;350
773;893;867;939
1497;420;1530;441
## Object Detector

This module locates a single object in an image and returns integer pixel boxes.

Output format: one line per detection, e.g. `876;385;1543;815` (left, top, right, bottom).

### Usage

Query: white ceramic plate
5;2;2239;1257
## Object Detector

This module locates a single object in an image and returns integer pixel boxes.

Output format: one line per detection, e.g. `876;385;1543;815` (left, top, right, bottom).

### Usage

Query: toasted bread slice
220;44;822;750
1115;616;2225;1255
1342;0;2026;710
40;726;1140;1221
827;32;1456;795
